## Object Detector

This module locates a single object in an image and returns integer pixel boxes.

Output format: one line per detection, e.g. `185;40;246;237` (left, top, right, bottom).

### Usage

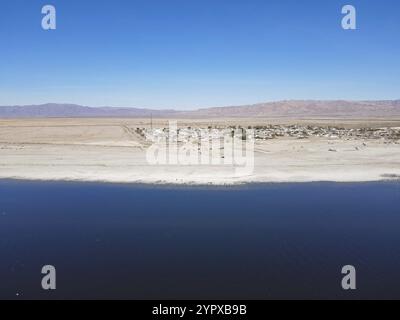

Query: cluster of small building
136;125;400;143
136;127;248;143
251;125;400;141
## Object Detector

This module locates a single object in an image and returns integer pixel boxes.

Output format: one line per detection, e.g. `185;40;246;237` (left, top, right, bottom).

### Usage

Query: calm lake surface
0;180;399;299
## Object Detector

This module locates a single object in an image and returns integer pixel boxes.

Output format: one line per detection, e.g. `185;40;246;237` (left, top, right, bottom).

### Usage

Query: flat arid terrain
0;117;399;185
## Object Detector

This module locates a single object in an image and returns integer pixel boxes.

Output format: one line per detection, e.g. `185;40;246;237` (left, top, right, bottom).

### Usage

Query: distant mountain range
1;100;400;118
0;104;178;118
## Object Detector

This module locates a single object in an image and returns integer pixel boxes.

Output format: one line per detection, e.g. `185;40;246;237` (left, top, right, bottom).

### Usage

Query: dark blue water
0;180;399;300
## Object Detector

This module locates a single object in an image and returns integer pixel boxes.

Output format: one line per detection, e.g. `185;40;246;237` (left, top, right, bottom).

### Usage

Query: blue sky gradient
0;0;399;109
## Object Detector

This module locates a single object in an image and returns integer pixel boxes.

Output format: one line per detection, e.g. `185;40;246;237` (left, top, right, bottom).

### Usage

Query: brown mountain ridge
1;100;399;118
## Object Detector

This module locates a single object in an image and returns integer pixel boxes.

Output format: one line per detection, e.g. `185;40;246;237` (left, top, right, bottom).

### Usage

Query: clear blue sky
0;0;399;109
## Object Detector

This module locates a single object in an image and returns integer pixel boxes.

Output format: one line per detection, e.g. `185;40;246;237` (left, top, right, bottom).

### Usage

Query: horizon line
1;98;400;112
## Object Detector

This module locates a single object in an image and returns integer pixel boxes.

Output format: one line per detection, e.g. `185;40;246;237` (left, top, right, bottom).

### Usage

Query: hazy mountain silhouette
1;100;399;118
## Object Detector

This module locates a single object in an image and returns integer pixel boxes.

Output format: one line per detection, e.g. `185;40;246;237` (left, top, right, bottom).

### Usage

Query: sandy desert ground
0;118;399;185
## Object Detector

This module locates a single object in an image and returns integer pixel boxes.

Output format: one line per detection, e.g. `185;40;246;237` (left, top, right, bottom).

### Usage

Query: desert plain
0;117;399;185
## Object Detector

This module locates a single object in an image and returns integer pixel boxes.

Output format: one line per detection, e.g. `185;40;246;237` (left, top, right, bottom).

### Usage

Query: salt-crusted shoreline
0;118;399;186
1;140;399;185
